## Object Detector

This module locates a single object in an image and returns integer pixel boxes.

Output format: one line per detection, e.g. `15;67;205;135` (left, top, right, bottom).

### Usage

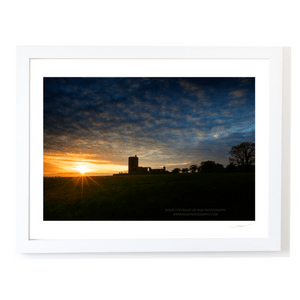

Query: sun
77;165;87;174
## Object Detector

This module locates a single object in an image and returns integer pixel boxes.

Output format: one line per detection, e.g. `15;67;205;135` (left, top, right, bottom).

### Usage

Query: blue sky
44;77;255;174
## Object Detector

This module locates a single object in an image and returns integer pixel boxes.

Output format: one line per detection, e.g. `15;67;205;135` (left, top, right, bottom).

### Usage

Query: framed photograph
16;46;283;253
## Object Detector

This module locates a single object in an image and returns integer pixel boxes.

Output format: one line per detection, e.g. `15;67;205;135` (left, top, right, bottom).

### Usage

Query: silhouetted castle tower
128;155;138;174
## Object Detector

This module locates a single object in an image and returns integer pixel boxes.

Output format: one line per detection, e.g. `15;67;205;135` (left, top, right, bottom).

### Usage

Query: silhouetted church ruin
124;155;167;175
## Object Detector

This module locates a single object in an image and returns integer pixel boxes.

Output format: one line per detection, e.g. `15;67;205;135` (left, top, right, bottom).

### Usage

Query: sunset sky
44;77;255;177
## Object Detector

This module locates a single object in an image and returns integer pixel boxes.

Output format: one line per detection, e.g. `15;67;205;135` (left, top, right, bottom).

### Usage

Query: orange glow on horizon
43;152;127;177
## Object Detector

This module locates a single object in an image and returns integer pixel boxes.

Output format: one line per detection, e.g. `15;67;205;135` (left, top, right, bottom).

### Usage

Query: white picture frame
16;46;284;253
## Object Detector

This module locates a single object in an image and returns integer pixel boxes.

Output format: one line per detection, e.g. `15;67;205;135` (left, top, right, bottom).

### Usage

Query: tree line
171;142;255;174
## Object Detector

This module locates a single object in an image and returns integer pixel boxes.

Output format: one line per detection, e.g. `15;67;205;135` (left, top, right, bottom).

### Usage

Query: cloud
229;89;245;98
228;99;248;106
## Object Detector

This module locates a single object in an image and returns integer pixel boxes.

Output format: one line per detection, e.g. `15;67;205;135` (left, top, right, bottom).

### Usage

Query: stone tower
128;155;138;174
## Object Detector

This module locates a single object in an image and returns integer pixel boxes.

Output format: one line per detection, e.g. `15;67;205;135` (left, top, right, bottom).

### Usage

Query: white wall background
0;1;299;299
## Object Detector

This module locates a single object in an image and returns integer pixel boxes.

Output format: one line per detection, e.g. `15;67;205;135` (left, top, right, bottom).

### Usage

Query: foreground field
44;173;255;221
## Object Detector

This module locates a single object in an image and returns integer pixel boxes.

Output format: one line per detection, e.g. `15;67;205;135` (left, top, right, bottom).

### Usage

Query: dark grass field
44;173;255;221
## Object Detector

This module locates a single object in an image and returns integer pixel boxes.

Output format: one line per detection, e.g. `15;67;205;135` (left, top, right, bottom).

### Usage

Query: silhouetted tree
181;168;189;173
225;162;237;172
171;168;181;174
189;164;198;173
199;161;224;173
229;142;255;166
